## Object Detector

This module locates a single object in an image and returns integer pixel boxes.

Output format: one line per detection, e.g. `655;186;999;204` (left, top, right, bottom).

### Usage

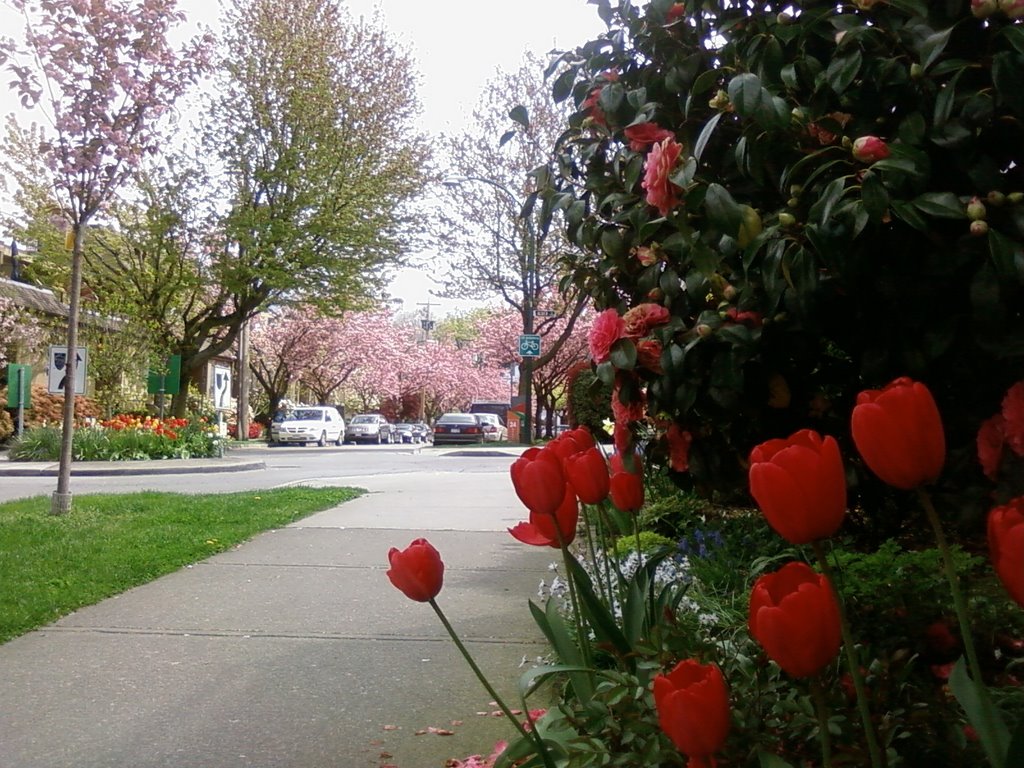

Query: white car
474;413;508;442
270;406;345;447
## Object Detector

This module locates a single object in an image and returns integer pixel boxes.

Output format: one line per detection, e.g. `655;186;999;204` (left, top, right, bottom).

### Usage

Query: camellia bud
789;184;803;196
910;63;924;79
987;190;1006;207
791;107;806;123
851;135;890;163
787;197;799;208
972;0;1000;17
778;212;797;228
723;284;738;302
696;324;713;338
1000;0;1024;19
967;196;987;221
777;11;794;24
854;0;881;8
708;89;730;111
737;205;763;247
970;220;989;236
1009;192;1024;204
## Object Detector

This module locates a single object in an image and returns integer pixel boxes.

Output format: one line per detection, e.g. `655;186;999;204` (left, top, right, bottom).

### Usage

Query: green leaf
989;228;1023;279
891;200;929;231
808;176;847;225
551;68;576;103
933;70;963;127
912;191;965;219
1001;24;1024;56
498;130;516;148
861;172;889;223
727;72;765;115
691;67;720;96
703;183;743;234
949;658;1011;767
920;27;953;71
609;338;637;370
565;555;632;660
529;599;595;703
992;51;1024;117
693;112;722;163
508;105;529;128
1006;722;1024;768
825;50;862;95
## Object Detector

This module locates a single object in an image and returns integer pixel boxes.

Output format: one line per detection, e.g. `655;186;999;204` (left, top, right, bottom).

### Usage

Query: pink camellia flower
624;122;675;151
851;135;890;163
634;245;660;266
589;308;626;363
642;137;684;217
623;302;671;337
972;0;1000;17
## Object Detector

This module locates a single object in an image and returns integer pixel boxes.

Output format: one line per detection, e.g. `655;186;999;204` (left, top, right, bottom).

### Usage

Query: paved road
0;449;556;768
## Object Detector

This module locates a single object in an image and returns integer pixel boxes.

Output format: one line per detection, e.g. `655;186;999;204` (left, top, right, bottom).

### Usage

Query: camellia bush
529;0;1024;533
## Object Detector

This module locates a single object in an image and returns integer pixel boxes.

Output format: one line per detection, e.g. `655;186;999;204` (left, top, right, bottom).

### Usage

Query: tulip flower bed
7;414;223;461
387;390;1024;768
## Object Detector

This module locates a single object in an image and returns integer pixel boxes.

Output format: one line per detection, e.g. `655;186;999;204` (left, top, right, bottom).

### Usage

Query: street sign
47;346;87;394
213;365;232;410
6;363;30;409
147;355;182;395
534;309;556;318
518;334;541;358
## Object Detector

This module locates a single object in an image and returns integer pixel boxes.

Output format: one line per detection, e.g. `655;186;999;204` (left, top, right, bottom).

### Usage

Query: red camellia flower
386;538;444;602
624;122;675;152
977;414;1007;481
622;302;671;337
667;424;692;473
564;447;610;505
642;136;683;217
588;308;626;364
652;659;730;767
510;448;566;515
748;561;842;678
509;485;579;548
748;429;847;545
851;135;890;163
636;338;664;374
988;497;1024;608
1002;381;1024;455
851;377;945;490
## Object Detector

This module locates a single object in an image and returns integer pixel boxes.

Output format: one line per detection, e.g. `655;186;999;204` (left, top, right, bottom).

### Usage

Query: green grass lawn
0;486;361;644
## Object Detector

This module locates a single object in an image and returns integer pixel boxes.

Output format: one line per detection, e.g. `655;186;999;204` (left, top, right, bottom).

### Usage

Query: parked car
346;413;395;444
412;422;432;443
393;423;417;443
474;413;507;442
432;413;485;445
269;406;345;447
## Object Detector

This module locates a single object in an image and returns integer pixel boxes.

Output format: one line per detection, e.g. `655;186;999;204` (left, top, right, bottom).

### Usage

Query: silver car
346;413;395;444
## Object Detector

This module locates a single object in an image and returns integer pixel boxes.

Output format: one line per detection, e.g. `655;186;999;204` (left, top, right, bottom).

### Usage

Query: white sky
0;0;607;317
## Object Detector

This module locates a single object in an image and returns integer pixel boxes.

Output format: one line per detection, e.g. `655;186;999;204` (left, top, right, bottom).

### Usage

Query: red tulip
564;447;610;505
851;377;945;490
988;497;1024;608
653;659;730;766
386;538;444;602
510;447;566;514
748;429;846;545
748;562;842;678
609;452;644;512
509;485;579;548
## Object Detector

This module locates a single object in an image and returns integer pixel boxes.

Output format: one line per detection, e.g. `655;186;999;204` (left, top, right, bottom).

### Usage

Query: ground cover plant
0;486;361;643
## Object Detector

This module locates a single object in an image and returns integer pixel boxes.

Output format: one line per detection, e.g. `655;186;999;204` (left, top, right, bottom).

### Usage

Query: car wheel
318;431;327;447
376;432;382;444
334;433;344;446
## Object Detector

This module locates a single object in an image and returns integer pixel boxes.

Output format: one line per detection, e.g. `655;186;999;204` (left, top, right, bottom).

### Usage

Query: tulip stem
582;505;607;605
811;676;833;768
812;541;885;768
429;599;556;768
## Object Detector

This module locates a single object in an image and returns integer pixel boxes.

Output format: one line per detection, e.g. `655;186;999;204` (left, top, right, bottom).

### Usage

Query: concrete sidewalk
0;467;554;768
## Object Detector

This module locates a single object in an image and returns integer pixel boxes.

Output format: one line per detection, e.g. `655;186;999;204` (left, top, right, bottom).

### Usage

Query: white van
269;406;345;447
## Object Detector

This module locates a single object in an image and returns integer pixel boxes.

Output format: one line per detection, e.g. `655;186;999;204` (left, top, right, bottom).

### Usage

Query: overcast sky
0;0;607;316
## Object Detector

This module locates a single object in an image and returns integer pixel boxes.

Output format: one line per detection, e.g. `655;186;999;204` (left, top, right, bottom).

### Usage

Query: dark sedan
432;413;485;445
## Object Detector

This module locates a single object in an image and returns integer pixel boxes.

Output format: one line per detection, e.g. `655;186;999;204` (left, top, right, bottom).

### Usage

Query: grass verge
0;486;361;644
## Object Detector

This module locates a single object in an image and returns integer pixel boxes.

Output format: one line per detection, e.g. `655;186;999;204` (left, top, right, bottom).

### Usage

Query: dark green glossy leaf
565;555;632;659
727;72;765;116
887;0;928;15
808;177;847;225
989;228;1023;279
949;659;1011;767
600;228;628;259
1002;24;1024;56
899;111;927;145
993;51;1024;117
692;240;721;276
861;172;889;223
691;67;720;96
891;200;929;231
498;130;516;148
912;191;965;219
609;337;637;370
551;68;576;103
780;62;799;90
825;50;862;95
758;752;797;768
693;112;722;163
920;27;952;71
704;183;743;234
509;105;529;128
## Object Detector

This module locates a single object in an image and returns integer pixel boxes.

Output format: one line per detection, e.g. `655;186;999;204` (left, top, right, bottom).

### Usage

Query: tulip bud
851;135;890;163
778;212;797;228
967;196;987;221
987;190;1006;207
973;0;1000;17
971;220;989;236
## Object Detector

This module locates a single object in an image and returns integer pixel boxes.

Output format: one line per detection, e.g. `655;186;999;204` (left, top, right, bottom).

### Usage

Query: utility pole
237;317;250;442
417;300;435;420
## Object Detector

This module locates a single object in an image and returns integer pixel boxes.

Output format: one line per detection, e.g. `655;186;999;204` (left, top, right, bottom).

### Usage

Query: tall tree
432;52;589;440
0;0;210;513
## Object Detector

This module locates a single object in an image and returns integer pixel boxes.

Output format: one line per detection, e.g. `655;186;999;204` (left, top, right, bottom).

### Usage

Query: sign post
147;355;182;419
518;334;541;358
6;363;31;436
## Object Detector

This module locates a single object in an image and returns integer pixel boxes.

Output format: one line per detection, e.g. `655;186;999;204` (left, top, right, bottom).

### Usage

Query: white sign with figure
47;345;87;394
213;365;232;411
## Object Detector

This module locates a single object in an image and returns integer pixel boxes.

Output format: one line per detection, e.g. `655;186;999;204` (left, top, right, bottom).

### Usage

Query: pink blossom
589;308;625;363
622;303;671;338
642;137;683;217
624;122;675;151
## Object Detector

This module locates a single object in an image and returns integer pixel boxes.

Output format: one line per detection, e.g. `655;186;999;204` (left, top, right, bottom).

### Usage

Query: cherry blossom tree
0;0;210;513
0;297;49;369
248;306;321;420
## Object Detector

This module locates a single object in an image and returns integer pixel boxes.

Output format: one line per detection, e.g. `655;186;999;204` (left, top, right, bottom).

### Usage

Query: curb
0;459;266;477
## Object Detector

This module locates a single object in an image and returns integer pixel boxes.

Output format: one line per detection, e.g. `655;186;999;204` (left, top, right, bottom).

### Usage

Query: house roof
0;277;123;331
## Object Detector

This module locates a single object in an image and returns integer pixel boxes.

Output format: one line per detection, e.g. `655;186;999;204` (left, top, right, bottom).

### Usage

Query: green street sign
147;354;182;395
6;363;31;409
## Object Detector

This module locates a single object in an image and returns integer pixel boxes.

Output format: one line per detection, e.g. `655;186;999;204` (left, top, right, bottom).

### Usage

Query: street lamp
442;176;537;444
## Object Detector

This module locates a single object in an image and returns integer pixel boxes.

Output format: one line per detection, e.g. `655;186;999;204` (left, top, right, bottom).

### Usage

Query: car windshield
286;409;323;421
350;415;376;424
396;424;412;429
439;414;477;424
